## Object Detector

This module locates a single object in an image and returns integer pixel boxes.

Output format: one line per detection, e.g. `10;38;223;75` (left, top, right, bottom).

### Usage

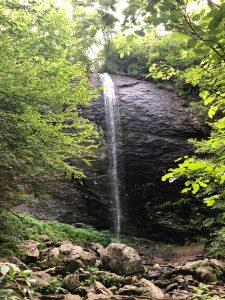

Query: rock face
15;74;206;239
80;74;206;238
100;243;144;275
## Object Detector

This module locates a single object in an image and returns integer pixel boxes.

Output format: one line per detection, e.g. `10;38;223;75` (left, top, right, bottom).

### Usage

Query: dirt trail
137;244;205;266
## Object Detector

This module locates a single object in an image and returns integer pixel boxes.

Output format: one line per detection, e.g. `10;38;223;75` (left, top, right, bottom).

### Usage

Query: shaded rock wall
15;74;206;239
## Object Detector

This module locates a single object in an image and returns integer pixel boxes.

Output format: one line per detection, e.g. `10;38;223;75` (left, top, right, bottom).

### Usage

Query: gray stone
100;243;144;275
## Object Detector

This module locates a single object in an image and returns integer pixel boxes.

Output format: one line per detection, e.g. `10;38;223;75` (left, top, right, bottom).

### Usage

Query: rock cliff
16;74;206;240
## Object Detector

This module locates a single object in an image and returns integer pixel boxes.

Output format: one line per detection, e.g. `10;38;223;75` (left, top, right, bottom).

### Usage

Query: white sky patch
54;0;73;19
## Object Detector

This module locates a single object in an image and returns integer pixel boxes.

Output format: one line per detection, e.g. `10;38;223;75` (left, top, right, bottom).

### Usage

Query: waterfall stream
101;73;121;239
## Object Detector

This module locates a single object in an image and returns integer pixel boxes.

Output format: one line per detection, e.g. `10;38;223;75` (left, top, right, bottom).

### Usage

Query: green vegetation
0;262;35;299
0;0;103;203
0;0;225;261
0;209;111;256
0;209;163;257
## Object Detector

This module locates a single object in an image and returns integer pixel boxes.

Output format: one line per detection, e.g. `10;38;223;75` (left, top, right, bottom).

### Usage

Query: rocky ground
0;237;225;299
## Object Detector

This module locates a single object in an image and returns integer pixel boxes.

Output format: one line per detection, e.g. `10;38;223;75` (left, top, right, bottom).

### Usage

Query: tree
0;0;99;201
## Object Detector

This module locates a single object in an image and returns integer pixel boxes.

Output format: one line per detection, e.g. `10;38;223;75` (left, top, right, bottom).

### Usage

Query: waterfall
101;73;121;239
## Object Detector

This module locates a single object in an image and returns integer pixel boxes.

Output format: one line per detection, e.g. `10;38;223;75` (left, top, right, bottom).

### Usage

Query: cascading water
101;73;121;239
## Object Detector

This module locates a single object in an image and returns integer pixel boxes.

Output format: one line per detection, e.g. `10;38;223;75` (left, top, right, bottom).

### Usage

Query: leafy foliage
0;262;35;299
0;0;100;202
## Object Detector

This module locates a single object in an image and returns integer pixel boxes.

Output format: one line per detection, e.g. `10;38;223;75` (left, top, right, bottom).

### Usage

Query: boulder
210;259;225;273
195;266;218;283
21;240;40;259
140;278;164;299
183;260;203;271
40;243;96;270
100;243;144;275
62;274;80;292
31;270;53;286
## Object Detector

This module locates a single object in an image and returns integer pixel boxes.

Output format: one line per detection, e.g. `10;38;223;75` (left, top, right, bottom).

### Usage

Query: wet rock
140;278;164;299
62;274;80;292
62;259;84;275
100;243;144;275
15;75;206;240
72;286;89;297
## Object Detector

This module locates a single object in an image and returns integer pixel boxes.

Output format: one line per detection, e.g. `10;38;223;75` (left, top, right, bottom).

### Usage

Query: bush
207;228;225;259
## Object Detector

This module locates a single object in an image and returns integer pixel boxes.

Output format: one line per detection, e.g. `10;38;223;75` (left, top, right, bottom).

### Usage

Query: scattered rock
62;274;80;292
195;266;218;283
183;260;203;271
94;281;113;295
100;243;144;275
64;295;82;300
21;240;40;259
210;259;225;273
118;285;142;296
76;268;91;281
59;242;76;254
140;278;165;299
90;242;104;256
148;270;162;280
8;256;27;270
31;270;53;286
165;283;179;292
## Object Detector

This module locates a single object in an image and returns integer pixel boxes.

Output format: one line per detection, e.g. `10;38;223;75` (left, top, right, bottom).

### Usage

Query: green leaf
161;173;173;181
203;218;214;227
208;105;218;119
181;187;191;193
192;183;200;194
187;38;198;48
204;197;216;206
